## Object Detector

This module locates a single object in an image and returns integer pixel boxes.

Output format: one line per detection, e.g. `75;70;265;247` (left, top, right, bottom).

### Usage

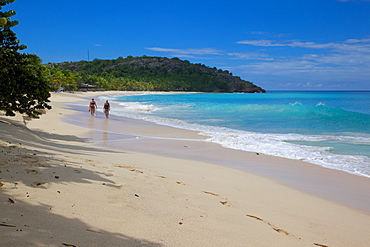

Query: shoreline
1;91;370;246
92;90;370;179
64;91;370;213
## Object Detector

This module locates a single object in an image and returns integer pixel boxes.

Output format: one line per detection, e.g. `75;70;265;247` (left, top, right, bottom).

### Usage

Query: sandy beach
1;91;370;247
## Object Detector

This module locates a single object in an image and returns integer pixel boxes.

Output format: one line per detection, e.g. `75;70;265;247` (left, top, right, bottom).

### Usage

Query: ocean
97;91;370;178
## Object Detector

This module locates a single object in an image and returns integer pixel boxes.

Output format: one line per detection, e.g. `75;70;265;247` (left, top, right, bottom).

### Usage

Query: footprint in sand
246;214;290;236
114;164;143;173
130;169;143;174
202;191;219;196
25;169;38;174
314;243;329;247
203;191;232;207
34;182;46;186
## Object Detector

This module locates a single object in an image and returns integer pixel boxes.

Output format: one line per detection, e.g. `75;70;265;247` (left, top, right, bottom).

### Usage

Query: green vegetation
50;56;266;93
1;1;264;120
0;0;52;117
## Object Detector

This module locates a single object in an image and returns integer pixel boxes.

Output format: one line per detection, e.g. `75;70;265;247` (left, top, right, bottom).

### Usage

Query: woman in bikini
103;100;110;118
89;98;97;116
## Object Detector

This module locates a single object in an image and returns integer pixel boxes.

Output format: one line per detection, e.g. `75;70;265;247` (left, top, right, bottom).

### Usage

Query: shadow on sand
0;117;163;246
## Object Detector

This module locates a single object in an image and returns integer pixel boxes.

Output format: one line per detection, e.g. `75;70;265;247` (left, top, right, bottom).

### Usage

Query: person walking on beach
104;100;110;118
89;98;97;116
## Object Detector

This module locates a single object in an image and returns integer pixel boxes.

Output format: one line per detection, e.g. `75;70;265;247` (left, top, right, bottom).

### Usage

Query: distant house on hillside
56;86;65;92
78;83;104;91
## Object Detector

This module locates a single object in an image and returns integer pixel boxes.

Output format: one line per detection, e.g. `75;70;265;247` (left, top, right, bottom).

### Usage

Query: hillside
51;56;266;93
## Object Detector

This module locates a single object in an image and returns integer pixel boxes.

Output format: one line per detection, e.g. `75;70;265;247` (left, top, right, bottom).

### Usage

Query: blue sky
7;0;370;90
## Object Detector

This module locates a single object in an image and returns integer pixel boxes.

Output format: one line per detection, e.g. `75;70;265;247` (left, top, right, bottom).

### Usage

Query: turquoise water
100;91;370;177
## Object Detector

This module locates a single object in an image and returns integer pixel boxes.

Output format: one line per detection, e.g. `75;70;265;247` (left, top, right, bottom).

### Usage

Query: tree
0;0;51;118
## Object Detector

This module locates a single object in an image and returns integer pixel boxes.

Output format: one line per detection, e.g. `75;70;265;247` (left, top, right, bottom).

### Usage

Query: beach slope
1;92;370;247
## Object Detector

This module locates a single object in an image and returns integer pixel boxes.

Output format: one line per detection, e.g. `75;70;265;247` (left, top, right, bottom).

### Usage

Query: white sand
1;91;370;247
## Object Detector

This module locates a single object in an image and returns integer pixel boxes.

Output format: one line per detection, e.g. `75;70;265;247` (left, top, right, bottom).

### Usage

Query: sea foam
99;93;370;178
103;100;370;178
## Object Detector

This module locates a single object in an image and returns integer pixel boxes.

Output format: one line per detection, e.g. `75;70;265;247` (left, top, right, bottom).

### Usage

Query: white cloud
227;51;273;61
236;38;370;67
236;40;284;47
296;82;323;88
302;52;370;65
236;39;370;52
145;37;370;88
231;37;370;86
146;47;223;56
237;60;320;75
249;31;286;38
345;38;370;43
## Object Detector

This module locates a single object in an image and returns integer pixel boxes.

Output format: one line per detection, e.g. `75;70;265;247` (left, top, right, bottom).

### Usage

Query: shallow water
94;91;370;178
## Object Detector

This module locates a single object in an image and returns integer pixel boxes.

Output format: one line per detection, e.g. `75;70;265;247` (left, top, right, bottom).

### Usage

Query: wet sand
66;93;370;214
1;91;370;247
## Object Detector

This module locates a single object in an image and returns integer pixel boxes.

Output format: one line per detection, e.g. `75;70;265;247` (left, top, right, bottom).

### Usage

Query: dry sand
1;91;370;247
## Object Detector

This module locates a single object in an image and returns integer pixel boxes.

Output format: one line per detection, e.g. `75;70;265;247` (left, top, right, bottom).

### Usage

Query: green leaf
0;0;52;117
0;16;6;26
